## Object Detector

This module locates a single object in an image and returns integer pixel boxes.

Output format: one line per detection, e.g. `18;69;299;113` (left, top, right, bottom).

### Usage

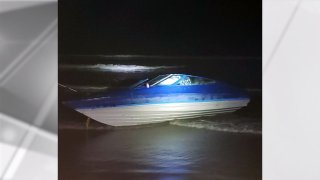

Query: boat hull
74;99;250;126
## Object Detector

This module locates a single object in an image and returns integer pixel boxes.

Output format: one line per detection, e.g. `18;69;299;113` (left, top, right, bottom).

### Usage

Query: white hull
75;99;250;126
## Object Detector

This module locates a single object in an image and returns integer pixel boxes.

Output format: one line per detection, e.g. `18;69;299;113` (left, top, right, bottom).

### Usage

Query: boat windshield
146;75;169;86
133;75;170;88
157;75;181;86
133;74;215;88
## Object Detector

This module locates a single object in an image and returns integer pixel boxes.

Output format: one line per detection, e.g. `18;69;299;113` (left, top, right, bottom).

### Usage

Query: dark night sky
59;0;262;57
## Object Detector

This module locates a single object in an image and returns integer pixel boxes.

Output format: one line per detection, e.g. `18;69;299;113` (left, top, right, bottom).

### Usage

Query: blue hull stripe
65;83;250;110
73;97;249;110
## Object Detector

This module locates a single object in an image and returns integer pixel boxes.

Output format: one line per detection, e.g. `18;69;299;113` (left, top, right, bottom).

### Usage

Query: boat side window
177;76;215;85
190;77;215;85
202;78;215;84
177;76;192;85
157;75;181;86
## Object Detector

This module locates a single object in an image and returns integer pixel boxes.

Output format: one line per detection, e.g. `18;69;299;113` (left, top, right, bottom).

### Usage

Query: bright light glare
158;75;181;85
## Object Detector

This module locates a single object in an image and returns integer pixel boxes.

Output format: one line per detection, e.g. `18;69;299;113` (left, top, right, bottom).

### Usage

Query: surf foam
170;116;261;135
60;64;180;73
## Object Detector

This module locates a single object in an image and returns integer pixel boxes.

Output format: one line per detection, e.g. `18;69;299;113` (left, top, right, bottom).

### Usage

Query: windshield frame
133;74;171;88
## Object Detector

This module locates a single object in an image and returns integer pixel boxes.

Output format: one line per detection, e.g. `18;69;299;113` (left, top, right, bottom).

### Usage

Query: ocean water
58;55;262;179
59;125;261;180
59;55;261;89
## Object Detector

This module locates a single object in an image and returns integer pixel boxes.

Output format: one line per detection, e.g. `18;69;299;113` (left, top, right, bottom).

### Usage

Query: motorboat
64;74;250;126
